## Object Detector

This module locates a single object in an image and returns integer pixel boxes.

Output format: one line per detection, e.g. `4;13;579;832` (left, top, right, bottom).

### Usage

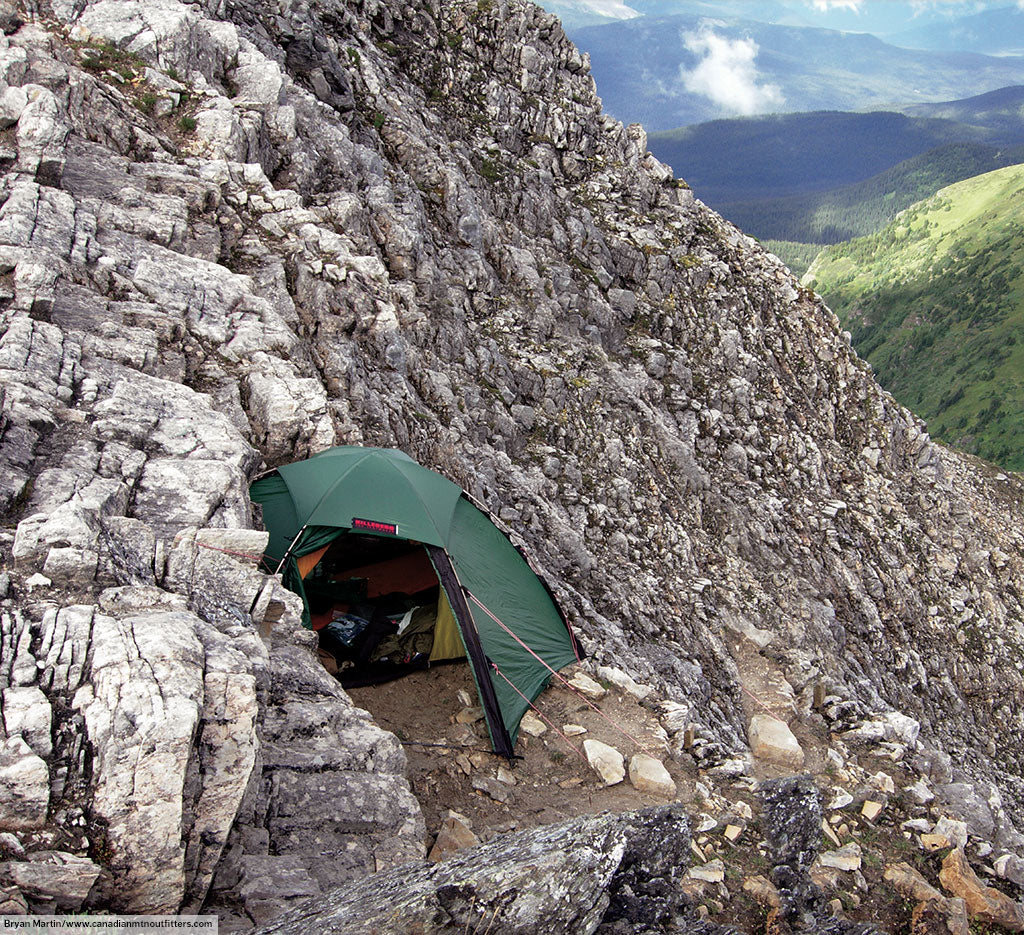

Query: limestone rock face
257;812;628;935
0;0;1023;922
258;805;693;935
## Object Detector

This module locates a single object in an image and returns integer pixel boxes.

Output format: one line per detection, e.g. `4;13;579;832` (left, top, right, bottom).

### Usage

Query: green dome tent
250;446;581;758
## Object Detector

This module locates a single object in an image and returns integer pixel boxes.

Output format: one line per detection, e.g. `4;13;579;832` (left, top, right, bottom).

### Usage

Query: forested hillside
726;142;1024;245
648;111;1006;203
804;164;1024;469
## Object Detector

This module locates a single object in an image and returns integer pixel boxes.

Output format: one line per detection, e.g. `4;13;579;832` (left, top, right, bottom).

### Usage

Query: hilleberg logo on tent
352;517;398;535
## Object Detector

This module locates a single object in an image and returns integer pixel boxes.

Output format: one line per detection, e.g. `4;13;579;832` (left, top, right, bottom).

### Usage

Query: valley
804;164;1024;470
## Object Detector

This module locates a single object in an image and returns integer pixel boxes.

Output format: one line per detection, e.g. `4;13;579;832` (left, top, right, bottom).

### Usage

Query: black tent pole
427;545;515;761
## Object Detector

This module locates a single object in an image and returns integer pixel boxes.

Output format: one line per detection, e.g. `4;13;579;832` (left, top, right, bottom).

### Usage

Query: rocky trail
347;651;1024;934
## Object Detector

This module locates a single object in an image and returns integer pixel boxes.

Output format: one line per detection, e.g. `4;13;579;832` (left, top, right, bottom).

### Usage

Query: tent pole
427;545;515;761
274;523;309;575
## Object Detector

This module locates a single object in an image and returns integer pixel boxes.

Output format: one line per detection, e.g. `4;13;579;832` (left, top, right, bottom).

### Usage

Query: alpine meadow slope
1;0;1024;927
805;162;1024;471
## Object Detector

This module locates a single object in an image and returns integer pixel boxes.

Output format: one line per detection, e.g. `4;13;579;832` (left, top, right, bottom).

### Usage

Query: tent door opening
303;532;514;757
306;534;462;681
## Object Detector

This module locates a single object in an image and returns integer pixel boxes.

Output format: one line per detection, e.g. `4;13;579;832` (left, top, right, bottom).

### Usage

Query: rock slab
749;714;805;770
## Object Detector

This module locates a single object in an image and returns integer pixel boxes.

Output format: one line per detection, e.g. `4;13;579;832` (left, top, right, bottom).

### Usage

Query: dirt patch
347;662;696;840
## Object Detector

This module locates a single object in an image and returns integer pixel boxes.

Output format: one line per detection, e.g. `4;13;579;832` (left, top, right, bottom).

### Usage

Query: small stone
707;757;748;778
428;814;480;862
722;823;743;843
495;766;516;786
563;724;587;736
471;776;511;803
696;814;718;833
934;817;969;850
0;832;26;858
456;689;474;707
822;819;842;847
733;800;753;820
818;842;862;872
748;714;804;769
861;800;884;821
921;833;952;852
904;780;934;805
688;858;725;884
567;672;607;700
871;771;896;793
24;574;51;592
583;739;624;786
455;706;484;724
993;853;1024;886
743;874;781;909
596;665;653;700
628;753;676;798
519;711;547;736
884;861;944;902
829;789;854;810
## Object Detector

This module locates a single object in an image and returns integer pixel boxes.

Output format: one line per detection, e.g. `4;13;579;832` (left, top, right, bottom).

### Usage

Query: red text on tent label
351;517;399;535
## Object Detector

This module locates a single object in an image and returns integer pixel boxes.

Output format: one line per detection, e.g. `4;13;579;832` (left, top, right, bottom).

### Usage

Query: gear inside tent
250;446;582;758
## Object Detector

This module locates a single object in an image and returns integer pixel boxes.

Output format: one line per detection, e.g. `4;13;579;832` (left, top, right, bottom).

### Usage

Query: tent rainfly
250;446;582;757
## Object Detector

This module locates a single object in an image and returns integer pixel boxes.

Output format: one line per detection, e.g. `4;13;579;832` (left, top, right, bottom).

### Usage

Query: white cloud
680;28;784;116
809;0;863;11
582;0;640;19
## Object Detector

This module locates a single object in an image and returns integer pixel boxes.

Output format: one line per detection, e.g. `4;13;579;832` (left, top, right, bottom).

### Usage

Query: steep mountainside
804;163;1024;471
2;0;1024;928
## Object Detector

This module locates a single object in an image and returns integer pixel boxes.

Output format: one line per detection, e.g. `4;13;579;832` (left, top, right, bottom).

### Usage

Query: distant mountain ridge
568;14;1024;130
645;87;1024;271
888;4;1024;55
805;163;1024;469
648;109;1023;203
